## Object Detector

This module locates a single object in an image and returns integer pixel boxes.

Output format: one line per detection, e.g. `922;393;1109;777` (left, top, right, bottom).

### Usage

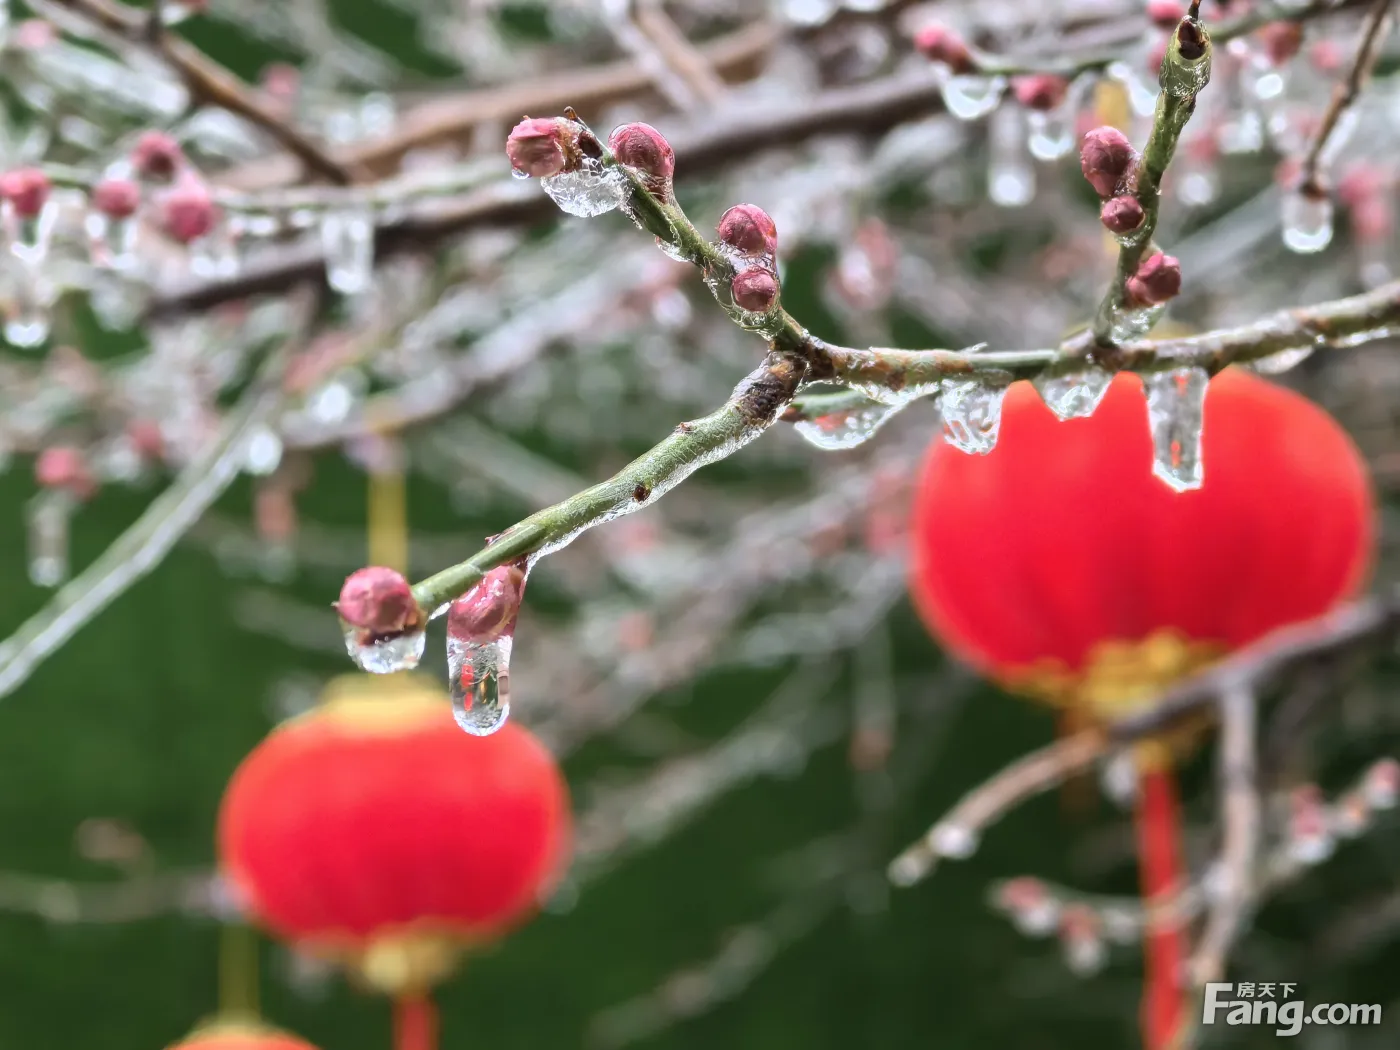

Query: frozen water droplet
941;75;1006;121
1177;167;1220;206
1217;111;1264;155
1281;191;1333;254
940;379;1007;454
887;853;927;887
5;312;50;348
656;237;690;263
1100;752;1138;807
1027;108;1075;161
510;168;530;180
27;491;72;588
1033;370;1111;420
321;209;375;295
242;426;283;475
1144;367;1209;492
343;627;426;674
1107;61;1158;117
932;823;978;859
448;631;512;736
1251;346;1313;375
1109;303;1165;343
794;402;902;450
540;159;628;218
1064;933;1107;976
988;106;1034;207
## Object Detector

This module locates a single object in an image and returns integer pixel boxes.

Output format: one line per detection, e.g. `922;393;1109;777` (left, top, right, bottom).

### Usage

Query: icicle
1281;190;1333;254
793;403;901;450
343;628;427;674
242;425;283;476
941;75;1007;121
1027;108;1075;161
1251;347;1313;374
1144;367;1209;492
987;105;1034;207
540;158;629;218
1033;370;1112;420
940;379;1007;454
1109;303;1165;344
448;631;513;736
27;490;72;587
321;208;375;295
5;197;58;348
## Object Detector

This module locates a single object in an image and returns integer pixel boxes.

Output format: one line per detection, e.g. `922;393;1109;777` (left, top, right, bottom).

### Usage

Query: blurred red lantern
167;1022;318;1050
218;675;571;1050
908;369;1374;1048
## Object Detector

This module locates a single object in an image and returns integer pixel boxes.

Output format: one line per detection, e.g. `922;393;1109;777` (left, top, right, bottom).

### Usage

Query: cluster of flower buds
1126;251;1183;306
716;203;780;314
1081;127;1141;213
336;565;423;644
1286;758;1400;864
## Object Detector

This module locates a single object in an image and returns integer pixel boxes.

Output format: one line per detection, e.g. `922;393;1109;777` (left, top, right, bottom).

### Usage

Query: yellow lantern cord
218;921;259;1021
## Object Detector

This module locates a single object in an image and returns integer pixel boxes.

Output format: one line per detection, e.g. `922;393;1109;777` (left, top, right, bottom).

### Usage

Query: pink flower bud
1147;34;1170;75
608;122;675;192
913;24;976;74
731;267;778;312
92;177;141;219
158;177;218;243
127;420;165;460
35;446;96;499
1100;195;1145;233
448;564;527;644
1365;758;1400;809
506;117;573;179
132;131;185;181
1080;126;1137;197
716;203;778;256
1309;39;1344;73
1259;21;1304;65
1147;0;1185;28
337;566;420;636
1125;252;1182;306
0;168;51;219
1012;74;1069;111
14;19;57;49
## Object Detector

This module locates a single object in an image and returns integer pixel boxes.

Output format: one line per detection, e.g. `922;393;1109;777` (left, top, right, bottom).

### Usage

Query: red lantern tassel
394;993;438;1050
1134;759;1185;1049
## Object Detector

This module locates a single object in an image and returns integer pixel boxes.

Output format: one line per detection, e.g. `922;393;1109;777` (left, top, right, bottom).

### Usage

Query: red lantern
218;675;571;1050
908;369;1374;1048
167;1023;318;1050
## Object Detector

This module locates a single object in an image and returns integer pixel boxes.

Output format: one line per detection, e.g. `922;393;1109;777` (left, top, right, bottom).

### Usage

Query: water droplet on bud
541;159;629;218
343;628;426;674
448;631;512;736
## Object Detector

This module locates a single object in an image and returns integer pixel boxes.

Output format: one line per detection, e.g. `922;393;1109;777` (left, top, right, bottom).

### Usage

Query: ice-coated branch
46;0;355;185
1188;683;1260;988
0;295;316;700
1296;0;1396;197
407;352;806;618
1089;4;1212;348
889;588;1400;889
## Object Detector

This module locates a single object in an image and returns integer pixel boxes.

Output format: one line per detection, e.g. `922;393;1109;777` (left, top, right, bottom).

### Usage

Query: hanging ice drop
27;490;73;587
342;627;426;674
321;208;375;295
540;158;629;218
940;379;1008;455
793;402;902;450
448;631;513;736
1281;190;1333;254
941;75;1006;121
1033;370;1112;420
1144;367;1209;492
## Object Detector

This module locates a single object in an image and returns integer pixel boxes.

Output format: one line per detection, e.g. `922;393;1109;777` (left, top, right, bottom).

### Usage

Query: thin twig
633;2;729;104
1189;682;1260;987
0;294;317;701
1297;0;1396;196
49;0;355;184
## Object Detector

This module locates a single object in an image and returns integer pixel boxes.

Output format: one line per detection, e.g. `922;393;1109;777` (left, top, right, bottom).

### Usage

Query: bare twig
1297;0;1396;196
1189;682;1260;987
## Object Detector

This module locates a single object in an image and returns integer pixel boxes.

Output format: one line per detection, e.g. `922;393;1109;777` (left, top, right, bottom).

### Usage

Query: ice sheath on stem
446;563;527;736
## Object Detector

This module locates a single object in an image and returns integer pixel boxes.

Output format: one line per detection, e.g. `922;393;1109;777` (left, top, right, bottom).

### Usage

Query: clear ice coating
1033;370;1112;420
1027;108;1075;161
940;379;1008;455
793;402;901;450
988;106;1034;207
1251;346;1313;375
343;627;426;674
448;631;512;736
1144;367;1209;492
1281;191;1333;254
321;209;375;295
540;159;629;218
941;74;1007;121
1109;303;1165;344
27;490;71;587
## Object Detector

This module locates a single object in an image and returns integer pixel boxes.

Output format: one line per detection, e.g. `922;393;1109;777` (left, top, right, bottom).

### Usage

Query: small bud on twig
608;122;675;195
1125;252;1182;306
1147;0;1186;29
1012;75;1069;111
0;168;52;219
1100;196;1146;233
35;446;97;500
158;177;218;243
716;204;778;256
447;564;527;643
132;131;185;181
506;117;575;179
731;268;779;312
92;178;141;220
337;566;420;637
913;24;977;75
1080;127;1137;197
1259;22;1304;66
